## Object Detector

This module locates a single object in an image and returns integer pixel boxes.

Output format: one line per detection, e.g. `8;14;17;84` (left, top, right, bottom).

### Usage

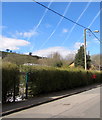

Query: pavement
2;83;101;116
3;87;100;118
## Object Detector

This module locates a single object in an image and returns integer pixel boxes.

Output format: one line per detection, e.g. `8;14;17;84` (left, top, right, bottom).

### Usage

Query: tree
74;45;91;69
86;53;91;69
29;52;32;56
54;61;63;67
51;52;63;67
6;49;10;52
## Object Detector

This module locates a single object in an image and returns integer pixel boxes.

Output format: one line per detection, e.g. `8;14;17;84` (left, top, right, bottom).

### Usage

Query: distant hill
0;51;75;67
0;51;44;65
91;54;102;70
1;51;101;69
91;54;101;66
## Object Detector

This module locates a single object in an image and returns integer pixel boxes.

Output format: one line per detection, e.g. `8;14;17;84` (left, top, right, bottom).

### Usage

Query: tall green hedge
2;63;101;102
2;62;19;103
21;66;101;97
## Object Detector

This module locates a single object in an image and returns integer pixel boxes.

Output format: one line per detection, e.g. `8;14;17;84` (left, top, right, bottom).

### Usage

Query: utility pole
84;29;87;70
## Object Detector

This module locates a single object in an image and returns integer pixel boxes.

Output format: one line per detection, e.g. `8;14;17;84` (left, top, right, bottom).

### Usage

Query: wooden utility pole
84;29;87;70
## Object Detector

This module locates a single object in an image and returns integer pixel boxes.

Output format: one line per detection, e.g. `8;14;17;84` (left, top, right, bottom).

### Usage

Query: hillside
0;51;44;65
1;51;101;69
91;54;102;70
91;54;101;66
0;51;74;67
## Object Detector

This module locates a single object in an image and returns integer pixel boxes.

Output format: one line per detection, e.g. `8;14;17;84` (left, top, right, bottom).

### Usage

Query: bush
2;62;19;103
2;62;101;102
54;61;63;67
21;66;101;97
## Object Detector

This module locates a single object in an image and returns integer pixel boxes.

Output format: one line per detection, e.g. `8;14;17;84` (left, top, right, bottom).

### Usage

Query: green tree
29;52;32;56
74;45;91;69
6;49;10;52
86;54;91;69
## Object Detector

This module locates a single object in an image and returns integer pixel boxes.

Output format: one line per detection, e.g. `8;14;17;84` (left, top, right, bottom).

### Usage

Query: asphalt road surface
3;87;100;118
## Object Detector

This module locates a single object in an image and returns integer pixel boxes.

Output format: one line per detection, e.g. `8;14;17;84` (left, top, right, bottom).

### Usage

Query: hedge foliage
2;63;101;102
20;66;101;97
2;62;19;103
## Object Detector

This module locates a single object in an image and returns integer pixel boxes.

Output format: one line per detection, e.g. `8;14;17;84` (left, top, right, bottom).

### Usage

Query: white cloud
74;42;84;49
32;46;76;58
15;30;38;38
29;42;85;58
93;38;100;44
45;24;52;28
0;26;7;29
0;35;30;51
62;28;68;33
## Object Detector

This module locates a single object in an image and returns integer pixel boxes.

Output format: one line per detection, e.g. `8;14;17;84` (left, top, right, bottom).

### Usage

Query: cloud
26;42;90;59
0;26;7;29
29;42;85;58
74;42;84;49
62;28;68;33
45;24;52;28
93;38;100;44
0;35;30;51
15;30;38;38
32;46;76;58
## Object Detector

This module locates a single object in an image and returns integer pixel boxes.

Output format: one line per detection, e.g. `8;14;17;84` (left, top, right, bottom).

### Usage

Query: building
69;61;74;68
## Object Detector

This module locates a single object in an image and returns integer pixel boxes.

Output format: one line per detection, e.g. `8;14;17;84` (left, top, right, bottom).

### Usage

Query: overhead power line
88;8;102;28
33;0;87;29
33;0;101;43
27;0;53;52
39;0;72;49
62;1;92;45
88;29;101;43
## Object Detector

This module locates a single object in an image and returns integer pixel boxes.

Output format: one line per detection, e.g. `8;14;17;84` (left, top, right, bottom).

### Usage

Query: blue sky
1;2;100;58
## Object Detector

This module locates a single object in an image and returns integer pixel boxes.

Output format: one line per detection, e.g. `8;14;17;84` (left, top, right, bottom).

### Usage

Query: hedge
2;63;101;102
21;66;101;97
2;62;19;103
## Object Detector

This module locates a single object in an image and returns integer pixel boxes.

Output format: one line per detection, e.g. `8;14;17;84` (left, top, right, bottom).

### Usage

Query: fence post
26;72;28;99
13;79;16;102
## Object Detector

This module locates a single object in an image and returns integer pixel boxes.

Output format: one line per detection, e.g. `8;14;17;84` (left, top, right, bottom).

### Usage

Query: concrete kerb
2;84;101;117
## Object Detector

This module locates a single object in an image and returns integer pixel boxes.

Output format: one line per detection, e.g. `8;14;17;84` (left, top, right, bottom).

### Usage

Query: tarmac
2;83;101;117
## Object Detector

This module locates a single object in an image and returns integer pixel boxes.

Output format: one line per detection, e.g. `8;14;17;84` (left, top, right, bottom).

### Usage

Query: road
3;87;100;118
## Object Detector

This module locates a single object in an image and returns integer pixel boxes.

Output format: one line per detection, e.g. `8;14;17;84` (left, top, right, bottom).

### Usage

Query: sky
1;1;100;58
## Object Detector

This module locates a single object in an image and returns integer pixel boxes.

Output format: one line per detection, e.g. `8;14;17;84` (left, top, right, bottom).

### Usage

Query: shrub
2;62;19;103
21;66;101;97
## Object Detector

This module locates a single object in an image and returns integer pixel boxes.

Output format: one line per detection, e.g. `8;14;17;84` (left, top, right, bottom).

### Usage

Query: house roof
68;61;74;66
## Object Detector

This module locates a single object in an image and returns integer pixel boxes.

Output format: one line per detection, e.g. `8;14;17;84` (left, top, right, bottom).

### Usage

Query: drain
63;103;70;105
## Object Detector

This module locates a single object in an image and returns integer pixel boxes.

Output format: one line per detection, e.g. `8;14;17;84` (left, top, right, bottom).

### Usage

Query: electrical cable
61;0;92;45
33;0;87;29
39;0;72;49
33;0;101;43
